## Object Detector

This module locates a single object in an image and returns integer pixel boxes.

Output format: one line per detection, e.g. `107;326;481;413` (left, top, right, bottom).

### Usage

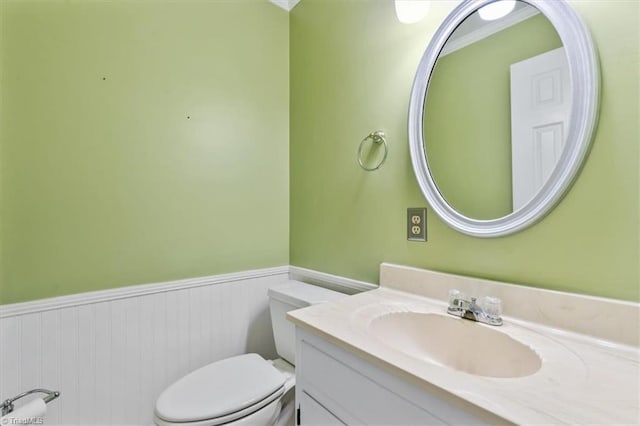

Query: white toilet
153;280;346;426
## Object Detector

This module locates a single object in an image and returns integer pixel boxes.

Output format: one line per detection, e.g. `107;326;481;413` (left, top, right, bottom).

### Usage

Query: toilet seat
154;354;286;425
154;392;283;426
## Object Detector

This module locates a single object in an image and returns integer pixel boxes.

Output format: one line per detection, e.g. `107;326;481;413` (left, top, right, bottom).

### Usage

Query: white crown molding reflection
269;0;301;12
441;6;539;56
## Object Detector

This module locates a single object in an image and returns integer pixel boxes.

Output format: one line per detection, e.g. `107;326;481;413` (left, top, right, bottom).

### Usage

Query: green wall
290;0;639;302
0;0;289;304
425;14;562;219
2;0;638;305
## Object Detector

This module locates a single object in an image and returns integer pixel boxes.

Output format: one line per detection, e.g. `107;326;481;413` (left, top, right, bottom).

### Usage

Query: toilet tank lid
268;280;347;308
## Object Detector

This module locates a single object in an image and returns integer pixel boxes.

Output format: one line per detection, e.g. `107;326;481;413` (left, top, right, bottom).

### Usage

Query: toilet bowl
153;280;346;426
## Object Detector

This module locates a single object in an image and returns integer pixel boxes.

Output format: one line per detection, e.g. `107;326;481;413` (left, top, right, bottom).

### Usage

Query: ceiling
269;0;301;12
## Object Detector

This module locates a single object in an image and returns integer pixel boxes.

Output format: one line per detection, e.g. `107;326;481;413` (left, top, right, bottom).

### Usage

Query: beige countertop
288;264;640;425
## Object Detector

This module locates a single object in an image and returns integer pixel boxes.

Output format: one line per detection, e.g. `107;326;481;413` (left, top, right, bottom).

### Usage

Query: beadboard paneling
0;268;288;425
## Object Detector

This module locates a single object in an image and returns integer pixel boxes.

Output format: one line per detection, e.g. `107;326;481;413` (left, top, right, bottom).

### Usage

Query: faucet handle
482;296;502;318
448;289;465;307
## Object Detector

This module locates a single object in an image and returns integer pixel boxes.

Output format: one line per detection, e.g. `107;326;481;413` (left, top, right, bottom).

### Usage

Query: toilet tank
268;281;346;365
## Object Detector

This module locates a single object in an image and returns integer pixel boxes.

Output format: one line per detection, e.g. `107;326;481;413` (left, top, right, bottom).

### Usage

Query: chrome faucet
447;290;503;326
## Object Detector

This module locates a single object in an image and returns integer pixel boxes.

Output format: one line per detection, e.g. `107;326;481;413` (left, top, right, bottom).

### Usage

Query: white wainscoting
0;267;289;426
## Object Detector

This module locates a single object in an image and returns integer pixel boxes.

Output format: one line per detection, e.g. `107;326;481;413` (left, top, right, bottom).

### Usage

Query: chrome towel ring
357;130;388;171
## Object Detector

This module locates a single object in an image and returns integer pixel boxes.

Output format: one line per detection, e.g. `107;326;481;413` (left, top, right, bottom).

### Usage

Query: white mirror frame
408;0;600;238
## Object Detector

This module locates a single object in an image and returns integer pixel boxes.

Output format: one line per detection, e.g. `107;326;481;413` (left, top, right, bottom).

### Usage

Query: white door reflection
510;47;571;210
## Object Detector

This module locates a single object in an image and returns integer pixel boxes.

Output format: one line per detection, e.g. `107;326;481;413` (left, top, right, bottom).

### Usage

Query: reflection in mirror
423;2;567;220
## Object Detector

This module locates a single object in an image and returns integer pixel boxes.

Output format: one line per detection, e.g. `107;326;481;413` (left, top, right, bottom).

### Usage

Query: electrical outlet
407;208;427;241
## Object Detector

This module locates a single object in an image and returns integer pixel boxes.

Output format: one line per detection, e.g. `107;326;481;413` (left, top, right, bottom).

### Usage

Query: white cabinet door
295;328;487;425
298;339;443;424
299;391;345;425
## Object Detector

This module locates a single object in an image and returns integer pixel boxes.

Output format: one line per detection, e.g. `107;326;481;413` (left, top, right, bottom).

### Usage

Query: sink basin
368;312;541;378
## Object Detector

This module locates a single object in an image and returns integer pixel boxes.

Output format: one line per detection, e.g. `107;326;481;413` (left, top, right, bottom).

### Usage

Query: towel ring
358;130;388;171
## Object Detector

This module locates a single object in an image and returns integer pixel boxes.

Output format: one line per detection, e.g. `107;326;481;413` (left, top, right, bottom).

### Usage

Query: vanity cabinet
294;327;485;425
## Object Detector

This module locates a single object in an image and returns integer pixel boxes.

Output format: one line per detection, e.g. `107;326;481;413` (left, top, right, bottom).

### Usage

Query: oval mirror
408;0;600;237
